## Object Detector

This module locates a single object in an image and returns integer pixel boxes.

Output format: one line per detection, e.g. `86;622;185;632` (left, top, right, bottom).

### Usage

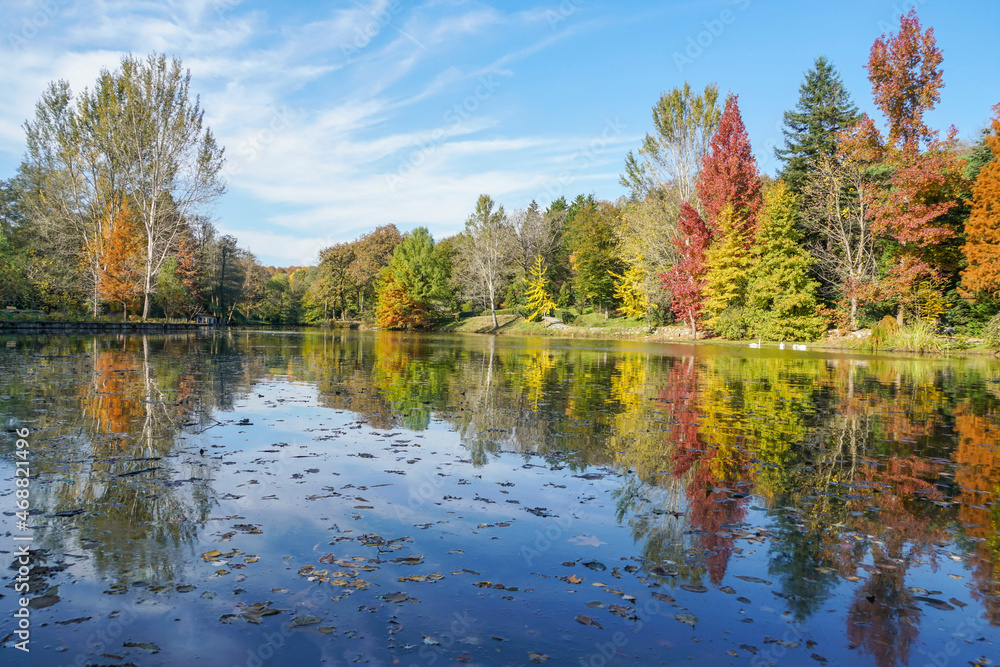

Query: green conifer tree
746;182;827;341
775;56;860;193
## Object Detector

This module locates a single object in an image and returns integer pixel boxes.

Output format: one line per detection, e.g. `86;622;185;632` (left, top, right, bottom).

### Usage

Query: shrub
984;313;1000;350
711;306;752;340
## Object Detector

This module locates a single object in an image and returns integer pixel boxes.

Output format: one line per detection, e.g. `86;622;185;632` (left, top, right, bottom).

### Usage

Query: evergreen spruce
775;56;860;193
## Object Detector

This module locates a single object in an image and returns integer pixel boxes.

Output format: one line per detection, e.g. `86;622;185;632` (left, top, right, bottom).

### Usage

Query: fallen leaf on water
680;584;707;593
651;592;675;603
528;653;549;663
735;576;771;586
609;604;638;620
289;615;322;628
381;592;419;604
123;642;160;653
674;613;698;627
561;574;584;584
576;614;602;628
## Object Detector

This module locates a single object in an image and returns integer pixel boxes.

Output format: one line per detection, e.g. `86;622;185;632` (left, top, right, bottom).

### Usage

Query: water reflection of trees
6;329;1000;665
1;334;263;587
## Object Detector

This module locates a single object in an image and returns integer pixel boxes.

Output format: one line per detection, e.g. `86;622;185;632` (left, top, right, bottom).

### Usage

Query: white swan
792;343;807;351
779;342;785;350
749;338;761;349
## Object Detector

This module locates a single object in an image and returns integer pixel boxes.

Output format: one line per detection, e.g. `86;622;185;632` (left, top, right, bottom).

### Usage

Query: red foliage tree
661;202;710;338
868;8;944;152
695;94;762;241
961;104;1000;298
841;9;965;320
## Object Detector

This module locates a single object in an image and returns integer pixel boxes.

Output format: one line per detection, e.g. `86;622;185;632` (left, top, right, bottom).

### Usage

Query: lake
1;330;998;666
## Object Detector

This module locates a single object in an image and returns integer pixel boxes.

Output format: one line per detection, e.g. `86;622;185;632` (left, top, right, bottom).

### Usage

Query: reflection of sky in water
0;331;998;666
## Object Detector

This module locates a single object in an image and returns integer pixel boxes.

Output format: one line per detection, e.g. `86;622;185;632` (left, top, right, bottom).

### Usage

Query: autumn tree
619;195;679;315
961;104;1000;298
800;155;880;329
454;194;513;328
317;242;357;320
95;199;144;319
775;56;860;193
98;54;226;320
701;204;752;337
661;202;710;339
375;227;449;330
20;55;224;320
349;224;402;314
621;82;723;203
523;255;557;321
610;257;649;319
841;9;965;323
745;181;826;341
696;94;763;239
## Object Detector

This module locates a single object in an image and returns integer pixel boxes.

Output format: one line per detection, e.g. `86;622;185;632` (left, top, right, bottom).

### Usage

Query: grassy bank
429;311;1000;356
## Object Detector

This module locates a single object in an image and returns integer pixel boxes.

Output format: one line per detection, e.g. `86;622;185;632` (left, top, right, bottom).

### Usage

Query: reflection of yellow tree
523;346;556;410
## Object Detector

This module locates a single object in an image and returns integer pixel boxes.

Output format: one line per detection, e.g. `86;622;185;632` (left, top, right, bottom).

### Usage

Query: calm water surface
1;330;999;666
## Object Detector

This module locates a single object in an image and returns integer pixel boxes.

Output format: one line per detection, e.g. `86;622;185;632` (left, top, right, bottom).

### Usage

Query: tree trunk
850;295;858;330
689;314;697;340
489;287;498;328
896;303;904;326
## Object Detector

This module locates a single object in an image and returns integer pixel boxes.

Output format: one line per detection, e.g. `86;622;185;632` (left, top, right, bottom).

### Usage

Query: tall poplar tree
776;57;860;194
621;82;723;203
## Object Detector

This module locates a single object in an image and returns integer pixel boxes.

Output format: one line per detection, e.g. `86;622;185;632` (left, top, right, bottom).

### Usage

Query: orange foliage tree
97;199;144;319
961;103;1000;298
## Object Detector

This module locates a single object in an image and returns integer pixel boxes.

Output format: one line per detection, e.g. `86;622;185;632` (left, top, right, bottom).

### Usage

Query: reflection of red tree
662;358;748;583
836;455;948;667
954;402;1000;625
846;564;920;667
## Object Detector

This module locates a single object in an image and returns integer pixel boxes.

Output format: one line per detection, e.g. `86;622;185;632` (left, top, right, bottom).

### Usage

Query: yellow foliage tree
609;254;649;319
523;255;557;321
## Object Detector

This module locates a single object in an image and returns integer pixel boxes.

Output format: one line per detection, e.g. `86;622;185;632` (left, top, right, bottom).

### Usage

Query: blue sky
3;0;998;267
